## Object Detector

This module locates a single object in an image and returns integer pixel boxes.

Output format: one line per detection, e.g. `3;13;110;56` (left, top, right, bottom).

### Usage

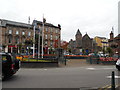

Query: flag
43;18;46;23
28;16;30;24
112;26;114;31
38;26;41;33
33;20;37;27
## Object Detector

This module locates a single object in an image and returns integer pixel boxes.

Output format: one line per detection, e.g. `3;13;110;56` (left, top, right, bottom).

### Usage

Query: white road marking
106;75;120;79
103;68;115;70
86;68;96;70
86;67;115;70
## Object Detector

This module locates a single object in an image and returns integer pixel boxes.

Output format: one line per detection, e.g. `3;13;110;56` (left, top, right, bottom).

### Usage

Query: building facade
94;36;108;51
33;20;61;54
0;19;61;54
0;19;33;53
68;29;95;55
108;31;120;56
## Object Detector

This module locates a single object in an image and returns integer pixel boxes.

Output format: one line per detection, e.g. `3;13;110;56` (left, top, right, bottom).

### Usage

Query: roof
82;33;90;39
115;34;120;39
33;20;60;29
0;19;32;28
115;34;120;38
76;29;82;36
96;36;107;39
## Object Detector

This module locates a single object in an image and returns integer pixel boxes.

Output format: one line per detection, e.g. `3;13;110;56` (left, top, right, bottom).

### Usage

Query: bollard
65;58;66;66
111;71;115;90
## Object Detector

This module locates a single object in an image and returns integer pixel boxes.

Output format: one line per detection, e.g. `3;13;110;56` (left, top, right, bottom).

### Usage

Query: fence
87;55;118;65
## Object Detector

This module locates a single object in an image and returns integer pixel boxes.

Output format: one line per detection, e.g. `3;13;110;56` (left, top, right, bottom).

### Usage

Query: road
2;64;120;89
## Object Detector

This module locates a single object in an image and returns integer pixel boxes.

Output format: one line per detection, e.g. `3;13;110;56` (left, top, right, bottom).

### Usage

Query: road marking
86;68;96;70
86;67;115;70
106;75;120;79
99;84;120;89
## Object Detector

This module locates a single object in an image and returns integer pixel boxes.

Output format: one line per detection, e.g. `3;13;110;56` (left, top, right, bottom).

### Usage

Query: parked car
116;58;120;71
1;53;21;80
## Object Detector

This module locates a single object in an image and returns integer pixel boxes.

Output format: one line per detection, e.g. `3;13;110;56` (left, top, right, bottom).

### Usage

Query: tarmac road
2;59;120;89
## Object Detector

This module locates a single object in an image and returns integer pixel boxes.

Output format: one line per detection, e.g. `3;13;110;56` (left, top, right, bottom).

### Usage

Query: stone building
0;19;61;54
108;31;120;56
68;29;96;55
82;33;93;54
33;20;61;54
0;19;33;53
68;39;76;54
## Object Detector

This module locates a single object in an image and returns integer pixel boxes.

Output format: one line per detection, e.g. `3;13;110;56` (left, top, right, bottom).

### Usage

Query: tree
17;43;23;53
25;38;33;54
106;47;113;57
102;47;106;55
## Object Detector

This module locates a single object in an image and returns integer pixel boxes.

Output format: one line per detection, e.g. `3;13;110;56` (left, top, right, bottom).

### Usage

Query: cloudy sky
0;0;119;41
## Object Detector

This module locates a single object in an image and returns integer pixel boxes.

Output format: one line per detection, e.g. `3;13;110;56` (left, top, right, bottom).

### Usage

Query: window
45;41;47;45
50;28;52;33
50;35;52;40
50;42;53;46
28;32;31;36
56;36;58;40
22;31;25;35
15;36;19;44
8;30;12;34
16;31;19;35
45;35;48;39
56;30;58;33
22;37;25;43
46;28;48;32
0;21;1;25
8;35;12;43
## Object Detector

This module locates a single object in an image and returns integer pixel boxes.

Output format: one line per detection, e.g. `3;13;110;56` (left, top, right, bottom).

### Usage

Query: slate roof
76;29;82;36
0;19;32;28
82;33;91;39
33;20;60;28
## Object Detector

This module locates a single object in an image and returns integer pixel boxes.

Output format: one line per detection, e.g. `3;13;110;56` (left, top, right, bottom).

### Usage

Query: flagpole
42;16;44;58
33;20;36;58
38;26;41;58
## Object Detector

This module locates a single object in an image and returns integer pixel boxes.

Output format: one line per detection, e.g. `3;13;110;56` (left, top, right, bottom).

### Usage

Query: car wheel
15;60;20;69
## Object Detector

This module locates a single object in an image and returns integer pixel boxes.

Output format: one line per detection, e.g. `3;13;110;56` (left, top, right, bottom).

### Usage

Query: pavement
65;59;99;67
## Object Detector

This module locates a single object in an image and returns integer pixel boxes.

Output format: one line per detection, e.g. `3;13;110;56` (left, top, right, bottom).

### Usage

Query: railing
87;55;119;64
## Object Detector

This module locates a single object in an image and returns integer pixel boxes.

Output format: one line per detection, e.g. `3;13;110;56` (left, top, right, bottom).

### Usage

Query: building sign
8;45;17;48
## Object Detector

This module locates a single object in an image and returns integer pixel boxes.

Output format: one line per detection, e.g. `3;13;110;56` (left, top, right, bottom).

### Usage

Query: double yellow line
98;84;120;90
